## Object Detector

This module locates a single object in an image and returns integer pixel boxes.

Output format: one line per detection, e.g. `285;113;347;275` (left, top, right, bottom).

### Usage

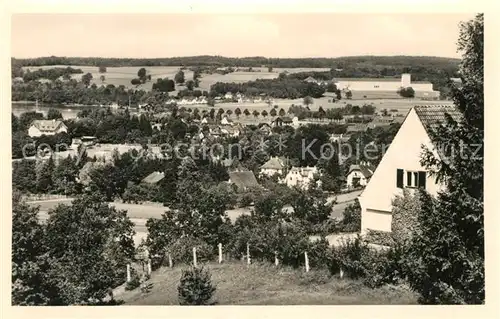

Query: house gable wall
359;108;443;234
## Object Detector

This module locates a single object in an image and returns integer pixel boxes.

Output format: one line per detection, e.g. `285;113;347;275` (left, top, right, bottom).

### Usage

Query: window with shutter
396;169;404;188
406;171;412;187
418;171;427;189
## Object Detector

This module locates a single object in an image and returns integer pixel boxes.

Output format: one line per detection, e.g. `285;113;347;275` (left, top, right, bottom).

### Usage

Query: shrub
365;229;394;246
169;237;215;265
239;194;253;207
177;266;216;305
329;235;370;279
125;268;141;291
306;237;332;270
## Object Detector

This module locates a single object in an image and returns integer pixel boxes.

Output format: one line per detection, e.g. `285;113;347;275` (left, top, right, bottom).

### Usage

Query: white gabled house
28;119;68;137
346;162;375;189
358;105;462;235
282;166;321;190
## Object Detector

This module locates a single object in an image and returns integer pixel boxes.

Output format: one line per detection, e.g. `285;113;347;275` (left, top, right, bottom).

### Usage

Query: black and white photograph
6;6;490;311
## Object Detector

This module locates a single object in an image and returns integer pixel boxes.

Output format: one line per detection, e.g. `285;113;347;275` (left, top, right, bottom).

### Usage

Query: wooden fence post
274;251;279;267
168;253;173;268
126;264;131;282
304;252;310;273
193;247;198;268
246;243;251;265
218;243;223;264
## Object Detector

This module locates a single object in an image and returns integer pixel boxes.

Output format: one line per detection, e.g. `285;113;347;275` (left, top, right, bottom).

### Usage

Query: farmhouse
28;119;68;137
282;166;320;190
303;76;318;83
272;116;296;127
358;105;462;235
260;156;287;177
346;162;375;189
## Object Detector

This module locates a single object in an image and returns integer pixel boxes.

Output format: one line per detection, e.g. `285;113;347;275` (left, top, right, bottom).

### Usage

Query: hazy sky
11;13;475;59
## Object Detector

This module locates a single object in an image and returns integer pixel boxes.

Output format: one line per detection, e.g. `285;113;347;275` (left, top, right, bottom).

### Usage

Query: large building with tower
333;73;439;99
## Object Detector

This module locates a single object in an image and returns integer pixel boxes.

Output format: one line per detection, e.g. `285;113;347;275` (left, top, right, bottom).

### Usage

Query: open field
116;261;418;305
22;65;330;93
22;65;194;92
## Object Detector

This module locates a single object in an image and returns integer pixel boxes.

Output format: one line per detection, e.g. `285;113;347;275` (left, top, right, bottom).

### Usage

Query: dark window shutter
396;169;404;188
407;172;412;187
418;171;427;189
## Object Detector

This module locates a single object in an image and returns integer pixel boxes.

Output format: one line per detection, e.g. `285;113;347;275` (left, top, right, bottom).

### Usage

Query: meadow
21;65;331;93
116;261;418;305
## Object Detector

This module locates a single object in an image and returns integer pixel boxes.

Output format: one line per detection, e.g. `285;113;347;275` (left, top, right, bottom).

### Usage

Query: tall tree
81;73;93;86
45;194;136;304
12;193;58;305
175;70;185;84
303;96;313;107
407;14;484;304
46;108;63;120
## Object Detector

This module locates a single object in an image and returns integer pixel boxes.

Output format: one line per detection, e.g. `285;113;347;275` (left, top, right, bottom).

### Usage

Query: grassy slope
118;262;418;305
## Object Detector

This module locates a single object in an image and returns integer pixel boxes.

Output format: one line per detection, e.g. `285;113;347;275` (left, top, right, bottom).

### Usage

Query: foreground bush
178;266;216;305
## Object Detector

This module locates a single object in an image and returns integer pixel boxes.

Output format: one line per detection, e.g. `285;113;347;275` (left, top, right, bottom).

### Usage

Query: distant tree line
210;78;326;99
16;67;84;82
12;55;459;69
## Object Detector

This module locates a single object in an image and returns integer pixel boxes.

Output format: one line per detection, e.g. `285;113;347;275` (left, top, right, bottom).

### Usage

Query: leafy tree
35;157;55;193
326;82;338;93
186;80;195;90
12;113;20;132
137;68;147;79
46;108;63;120
407;14;484;304
45;194;136;304
100;75;106;83
270;108;277;117
131;78;141;85
340;199;361;232
175;70;185;84
279;108;286;117
81;73;93;86
12;159;37;192
261;110;268;117
345;90;352;99
268;66;273;72
234;108;242;118
19;111;44;131
12;194;57;305
398;87;415;98
98;66;107;73
51;156;80;195
252;110;260;118
303;96;313;107
226;109;233;117
244;109;250;117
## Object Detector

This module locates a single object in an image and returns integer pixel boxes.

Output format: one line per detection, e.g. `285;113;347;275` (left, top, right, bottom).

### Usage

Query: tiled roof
348;164;375;178
414;105;463;133
229;170;260;191
141;171;165;184
32;120;65;132
261;157;285;170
